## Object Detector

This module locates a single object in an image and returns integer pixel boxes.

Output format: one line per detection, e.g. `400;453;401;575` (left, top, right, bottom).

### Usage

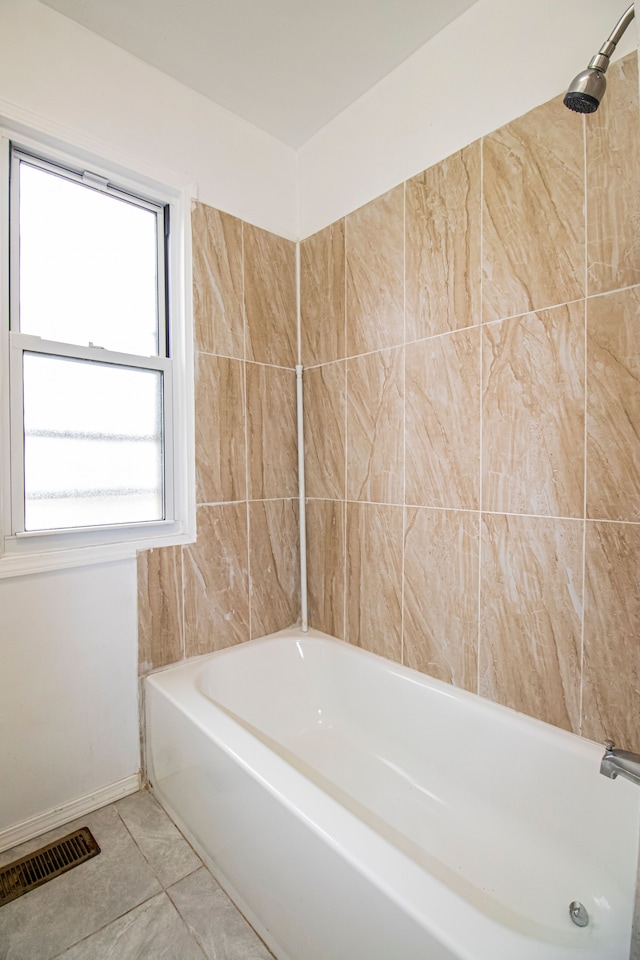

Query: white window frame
0;126;195;577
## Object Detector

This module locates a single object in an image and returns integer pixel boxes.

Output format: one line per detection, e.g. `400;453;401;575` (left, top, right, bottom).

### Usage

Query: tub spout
600;740;640;786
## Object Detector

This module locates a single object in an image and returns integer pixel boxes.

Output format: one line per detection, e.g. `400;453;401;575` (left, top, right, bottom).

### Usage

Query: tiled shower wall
301;53;640;744
138;204;300;675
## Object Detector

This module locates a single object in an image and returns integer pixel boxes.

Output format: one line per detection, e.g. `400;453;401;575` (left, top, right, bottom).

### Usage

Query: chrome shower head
563;3;635;114
563;66;607;114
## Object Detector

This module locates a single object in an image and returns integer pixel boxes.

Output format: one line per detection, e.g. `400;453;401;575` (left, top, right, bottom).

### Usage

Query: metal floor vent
0;827;100;907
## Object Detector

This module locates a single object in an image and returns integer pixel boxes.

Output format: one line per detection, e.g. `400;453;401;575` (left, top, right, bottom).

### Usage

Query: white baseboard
0;773;140;853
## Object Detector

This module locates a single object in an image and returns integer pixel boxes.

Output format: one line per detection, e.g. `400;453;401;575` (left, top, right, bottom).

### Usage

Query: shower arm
589;3;635;72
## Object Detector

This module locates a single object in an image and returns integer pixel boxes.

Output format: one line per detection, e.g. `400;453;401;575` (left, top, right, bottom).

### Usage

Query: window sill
0;529;195;579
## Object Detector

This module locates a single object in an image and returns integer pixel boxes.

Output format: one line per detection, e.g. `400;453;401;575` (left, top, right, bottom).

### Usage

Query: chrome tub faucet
600;741;640;786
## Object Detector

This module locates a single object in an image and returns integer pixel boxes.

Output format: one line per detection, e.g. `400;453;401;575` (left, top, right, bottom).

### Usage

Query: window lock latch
82;171;110;192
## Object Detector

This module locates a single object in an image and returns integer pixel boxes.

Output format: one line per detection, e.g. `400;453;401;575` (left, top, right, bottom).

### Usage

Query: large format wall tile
406;142;481;340
249;499;300;638
246;363;297;500
403;507;479;691
587;287;640;522
184;504;250;655
587;54;640;295
306;499;345;639
582;521;640;746
244;223;296;367
479;514;582;732
304;362;346;500
346;502;403;660
195;354;246;504
483;97;584;322
346;186;404;356
405;328;480;510
482;302;585;518
191;202;244;359
300;221;346;366
138;547;183;674
347;347;404;504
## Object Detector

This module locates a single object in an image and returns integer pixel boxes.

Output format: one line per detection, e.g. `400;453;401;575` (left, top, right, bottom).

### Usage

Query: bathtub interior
192;632;640;947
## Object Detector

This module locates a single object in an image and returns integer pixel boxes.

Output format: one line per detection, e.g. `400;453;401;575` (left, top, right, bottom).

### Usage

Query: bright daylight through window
3;140;189;555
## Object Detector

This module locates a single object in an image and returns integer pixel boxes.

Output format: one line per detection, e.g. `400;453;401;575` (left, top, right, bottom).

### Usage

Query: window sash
9;145;169;358
9;333;174;536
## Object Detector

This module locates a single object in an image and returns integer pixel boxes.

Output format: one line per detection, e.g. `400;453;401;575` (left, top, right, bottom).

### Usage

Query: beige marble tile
137;547;183;674
403;507;479;691
247;363;297;500
249;499;300;638
244;223;296;367
482;96;584;322
587;54;640;296
191;201;244;360
582;521;640;746
347;347;404;504
479;514;582;732
482;302;585;518
345;502;403;660
406;142;481;340
587;287;640;522
346;186;404;356
306;499;345;639
195;354;246;504
184;504;249;656
405;328;480;510
304;362;345;500
300;220;346;366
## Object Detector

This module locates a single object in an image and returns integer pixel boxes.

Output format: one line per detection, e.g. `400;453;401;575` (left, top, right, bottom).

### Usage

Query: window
1;133;194;570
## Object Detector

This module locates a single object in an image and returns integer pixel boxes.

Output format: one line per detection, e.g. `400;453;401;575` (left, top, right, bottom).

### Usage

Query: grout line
400;180;407;667
304;496;640;527
241;222;253;643
162;899;210;960
300;283;638;370
180;545;186;662
343;215;349;643
477;134;484;697
196;497;300;507
579;117;588;735
296;241;302;367
47;890;174;955
297;280;640;374
196;352;297;372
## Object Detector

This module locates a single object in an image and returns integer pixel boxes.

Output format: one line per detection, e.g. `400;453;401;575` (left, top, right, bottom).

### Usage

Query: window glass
18;162;160;356
22;353;164;531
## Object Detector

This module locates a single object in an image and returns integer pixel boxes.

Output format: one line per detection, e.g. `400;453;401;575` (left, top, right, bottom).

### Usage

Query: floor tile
50;893;206;960
168;867;274;960
0;804;161;960
115;790;202;889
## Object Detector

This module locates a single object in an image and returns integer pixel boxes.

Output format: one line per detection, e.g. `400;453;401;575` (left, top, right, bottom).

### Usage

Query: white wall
0;560;139;847
0;0;298;239
297;0;638;237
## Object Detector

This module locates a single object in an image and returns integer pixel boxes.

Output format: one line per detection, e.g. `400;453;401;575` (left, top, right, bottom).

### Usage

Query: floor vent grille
0;827;100;907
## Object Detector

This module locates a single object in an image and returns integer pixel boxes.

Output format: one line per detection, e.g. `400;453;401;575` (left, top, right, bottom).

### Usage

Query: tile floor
0;790;274;960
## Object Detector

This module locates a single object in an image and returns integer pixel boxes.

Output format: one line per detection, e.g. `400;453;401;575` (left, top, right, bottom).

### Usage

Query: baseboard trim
0;774;140;853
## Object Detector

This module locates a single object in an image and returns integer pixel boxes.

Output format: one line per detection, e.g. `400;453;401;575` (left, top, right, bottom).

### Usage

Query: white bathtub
146;627;640;960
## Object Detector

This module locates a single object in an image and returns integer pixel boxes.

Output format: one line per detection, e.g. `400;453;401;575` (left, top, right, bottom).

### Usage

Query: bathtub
146;627;640;960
